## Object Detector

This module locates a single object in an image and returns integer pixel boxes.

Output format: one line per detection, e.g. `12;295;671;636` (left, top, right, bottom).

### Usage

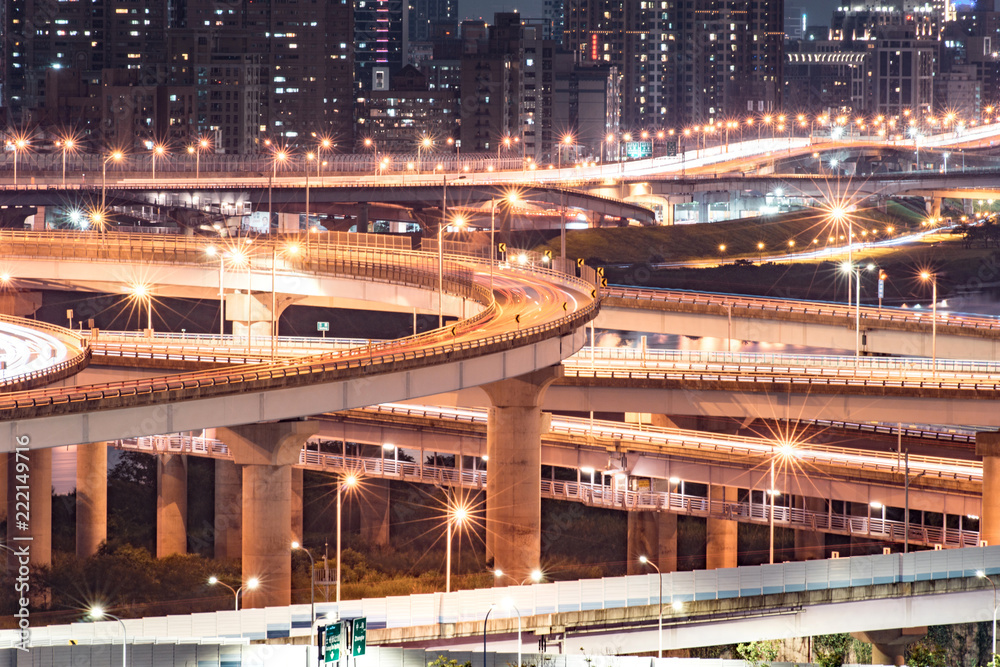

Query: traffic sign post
317;321;329;338
351;617;367;657
322;622;343;666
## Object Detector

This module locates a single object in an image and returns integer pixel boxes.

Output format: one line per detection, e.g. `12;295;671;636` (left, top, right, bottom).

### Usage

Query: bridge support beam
853;628;926;666
157;454;188;557
706;485;738;570
925;197;943;220
291;467;304;545
215;458;243;560
76;442;107;558
977;432;1000;547
7;448;52;567
360;479;391;547
481;367;561;583
217;421;319;609
794;496;826;561
627;482;678;574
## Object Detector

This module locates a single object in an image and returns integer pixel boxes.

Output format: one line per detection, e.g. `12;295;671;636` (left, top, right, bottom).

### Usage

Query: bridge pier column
291;467;304;545
481;367;561;583
76;442;108;558
215;458;243;560
698;199;710;223
627;480;678;574
977;432;1000;546
706;485;738;570
853;628;926;666
925;197;942;219
7;448;52;569
28;206;46;230
356;204;370;232
664;203;675;226
359;479;391;547
965;199;975;215
217;421;319;609
793;496;826;561
157;454;188;557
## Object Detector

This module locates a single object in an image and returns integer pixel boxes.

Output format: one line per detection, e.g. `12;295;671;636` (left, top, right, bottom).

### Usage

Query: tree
736;640;780;667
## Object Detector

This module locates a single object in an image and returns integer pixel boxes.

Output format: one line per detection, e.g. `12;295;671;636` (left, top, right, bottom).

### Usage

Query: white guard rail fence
3;546;999;648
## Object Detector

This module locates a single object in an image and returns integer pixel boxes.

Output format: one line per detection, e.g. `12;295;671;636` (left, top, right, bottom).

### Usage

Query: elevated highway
598;286;1000;361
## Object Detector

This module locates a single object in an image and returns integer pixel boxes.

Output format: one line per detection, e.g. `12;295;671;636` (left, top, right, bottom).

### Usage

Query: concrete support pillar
291;467;304;545
965;199;975;215
215;459;243;560
156;454;188;557
627;480;678;575
7;448;52;567
706;484;738;570
217;421;318;609
853;628;926;666
356;204;370;232
30;206;46;230
76;442;108;558
664;203;675;226
925;196;942;219
480;367;561;583
359;478;391;547
698;199;710;223
794;496;827;561
977;432;1000;547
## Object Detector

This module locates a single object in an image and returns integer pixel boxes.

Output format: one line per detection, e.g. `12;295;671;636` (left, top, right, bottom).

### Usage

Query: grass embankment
538;202;926;265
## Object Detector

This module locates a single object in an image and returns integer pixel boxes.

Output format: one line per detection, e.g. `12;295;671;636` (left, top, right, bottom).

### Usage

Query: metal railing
606;285;1000;333
0;314;91;391
114;434;977;547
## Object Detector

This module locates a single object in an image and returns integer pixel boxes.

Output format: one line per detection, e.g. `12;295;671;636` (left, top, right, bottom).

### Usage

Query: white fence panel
408;593;437;626
439;591;460;624
782;561;806;593
240;608;267;641
828;558;851;588
694;569;719;601
849;556;873;588
626;574;653;607
579;578;604;611
138;616;169;640
555;580;582;613
871;555;897;585
805;559;829;591
962;546;987;578
362;598;389;629
602;577;628;609
265;605;292;638
386;597;412;628
717;568;740;598
737;567;761;597
673;571;695;601
535;582;558;615
760;564;784;595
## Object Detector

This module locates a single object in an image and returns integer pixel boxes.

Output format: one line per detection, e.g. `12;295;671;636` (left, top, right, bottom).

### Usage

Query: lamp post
305;152;314;228
920;271;938;375
102;150;124;211
317;138;331;177
89;606;127;667
292;542;316;644
205;246;226;336
447;136;460;171
10;136;28;186
977;570;998;658
336;473;358;603
129;284;153;331
638;555;663;658
418;136;432;175
269;149;288;236
364;137;377;175
769;457;776;565
59;137;75;186
208;575;259;610
151;144;165;181
445;502;468;593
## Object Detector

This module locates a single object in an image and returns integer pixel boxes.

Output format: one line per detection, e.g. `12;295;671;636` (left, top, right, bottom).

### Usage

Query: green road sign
323;622;342;664
351;617;367;657
317;321;330;332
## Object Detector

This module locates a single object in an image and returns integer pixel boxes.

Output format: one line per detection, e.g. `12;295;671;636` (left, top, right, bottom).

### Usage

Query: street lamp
102;150;124;211
977;570;998;658
208;575;259;610
292;542;316;644
58;136;76;186
128;283;153;332
317;137;332;177
336;472;358;603
418;136;433;175
89;606;127;667
269;148;289;236
151;144;166;181
769;441;796;564
920;271;938;374
9;135;28;186
445;501;469;593
638;555;663;658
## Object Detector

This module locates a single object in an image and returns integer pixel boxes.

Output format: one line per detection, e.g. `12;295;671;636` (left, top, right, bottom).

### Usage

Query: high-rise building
564;0;784;130
355;0;409;93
